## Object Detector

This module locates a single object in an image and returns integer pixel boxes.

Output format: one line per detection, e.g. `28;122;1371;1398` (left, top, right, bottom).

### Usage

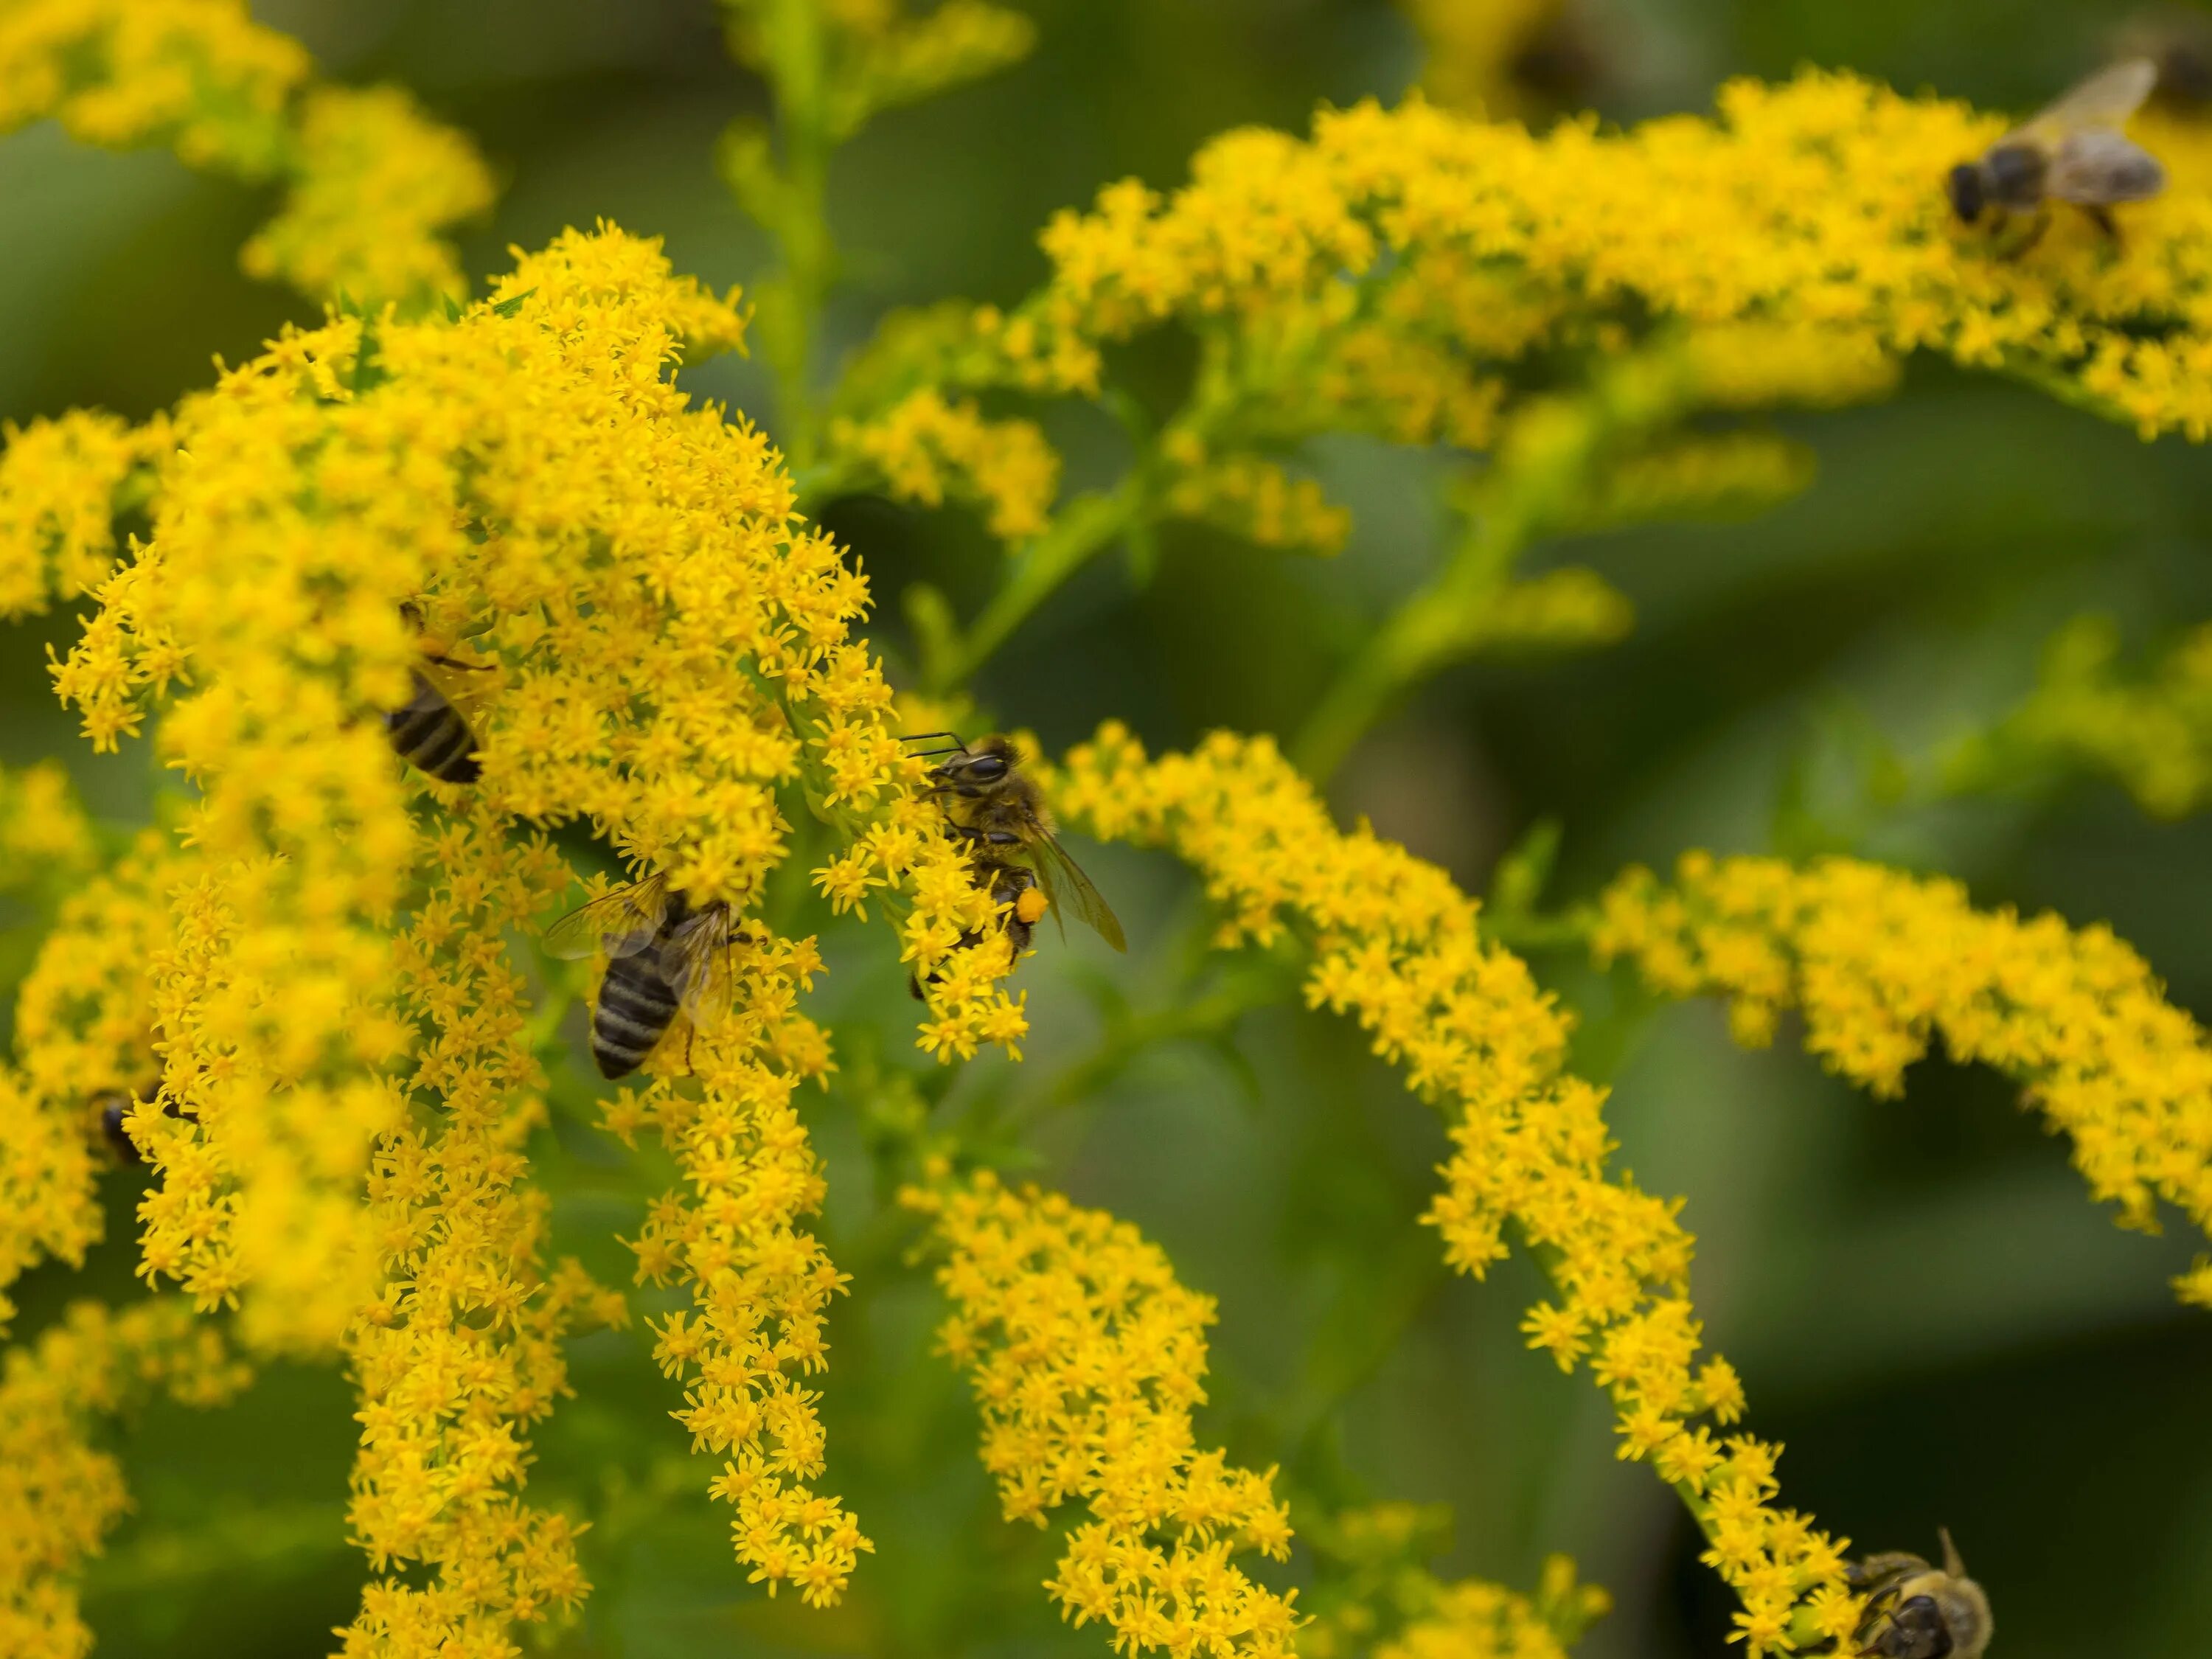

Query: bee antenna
900;730;968;757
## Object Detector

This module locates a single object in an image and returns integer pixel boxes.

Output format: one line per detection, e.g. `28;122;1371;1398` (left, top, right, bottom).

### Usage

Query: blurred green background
7;2;2212;1655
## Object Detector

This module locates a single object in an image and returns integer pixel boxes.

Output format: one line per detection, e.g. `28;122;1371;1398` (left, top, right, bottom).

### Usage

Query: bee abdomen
591;952;679;1079
384;670;481;784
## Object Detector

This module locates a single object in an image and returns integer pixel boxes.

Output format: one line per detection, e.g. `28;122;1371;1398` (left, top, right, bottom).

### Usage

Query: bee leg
422;652;495;673
1994;207;2049;261
2081;202;2122;246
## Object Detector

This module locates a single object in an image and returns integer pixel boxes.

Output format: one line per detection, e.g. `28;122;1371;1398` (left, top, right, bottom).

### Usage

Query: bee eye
967;756;1007;782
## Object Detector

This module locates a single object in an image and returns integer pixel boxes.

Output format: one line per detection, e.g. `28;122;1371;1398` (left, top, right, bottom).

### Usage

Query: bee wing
543;875;668;961
1845;1552;1929;1595
2012;57;2157;145
663;907;735;1029
1026;831;1127;953
416;650;499;717
2047;126;2167;204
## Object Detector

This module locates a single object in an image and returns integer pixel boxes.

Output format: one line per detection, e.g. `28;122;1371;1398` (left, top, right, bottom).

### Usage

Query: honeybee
544;872;744;1079
1947;59;2166;239
88;1082;181;1166
1846;1530;1992;1659
908;732;1125;961
91;1087;146;1165
384;603;495;785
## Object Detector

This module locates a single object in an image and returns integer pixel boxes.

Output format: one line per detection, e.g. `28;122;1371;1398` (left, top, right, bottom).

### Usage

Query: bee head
1945;163;1986;223
947;734;1018;786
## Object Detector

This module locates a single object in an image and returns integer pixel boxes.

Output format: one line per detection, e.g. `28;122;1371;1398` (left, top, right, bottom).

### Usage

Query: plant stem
763;0;835;469
1293;341;1698;785
921;481;1142;692
1293;507;1531;783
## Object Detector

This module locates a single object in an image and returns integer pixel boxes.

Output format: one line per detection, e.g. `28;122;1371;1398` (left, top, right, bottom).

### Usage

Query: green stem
1293;508;1531;783
1292;341;1698;785
763;0;835;468
1006;970;1282;1133
922;482;1142;693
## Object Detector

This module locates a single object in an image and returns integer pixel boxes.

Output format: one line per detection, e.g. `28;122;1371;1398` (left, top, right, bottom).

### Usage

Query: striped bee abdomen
591;946;681;1079
384;669;481;784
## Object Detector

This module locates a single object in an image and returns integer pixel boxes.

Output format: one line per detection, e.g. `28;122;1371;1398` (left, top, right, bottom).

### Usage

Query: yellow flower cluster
1;817;182;1331
1450;567;1632;654
1160;431;1352;555
605;933;872;1607
0;0;491;307
1303;1503;1609;1659
1562;433;1815;534
1471;322;1882;538
0;409;164;620
825;387;1059;542
1595;852;2212;1311
341;816;627;1658
1953;613;2212;818
907;1172;1298;1658
239;86;497;308
1382;1579;1581;1659
1057;728;1855;1655
0;759;96;883
20;221;1034;1640
0;0;305;172
1011;74;2212;437
814;783;1034;1060
126;830;413;1352
0;1296;249;1659
1676;323;1902;412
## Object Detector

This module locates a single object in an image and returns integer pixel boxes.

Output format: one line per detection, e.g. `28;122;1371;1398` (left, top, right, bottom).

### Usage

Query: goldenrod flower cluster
0;1297;248;1659
1303;1504;1610;1659
343;817;628;1658
1952;613;2212;818
1382;1578;1582;1659
0;758;175;1335
606;931;872;1606
239;86;498;308
0;758;96;886
1;824;184;1329
907;1172;1299;1658
1159;431;1352;556
1596;852;2212;1312
1;214;1042;1645
1562;433;1816;533
824;388;1059;543
1445;566;1632;654
0;408;165;619
7;0;2209;1649
0;0;492;307
989;75;2212;439
814;782;1034;1058
1057;728;1856;1654
1481;323;1893;541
